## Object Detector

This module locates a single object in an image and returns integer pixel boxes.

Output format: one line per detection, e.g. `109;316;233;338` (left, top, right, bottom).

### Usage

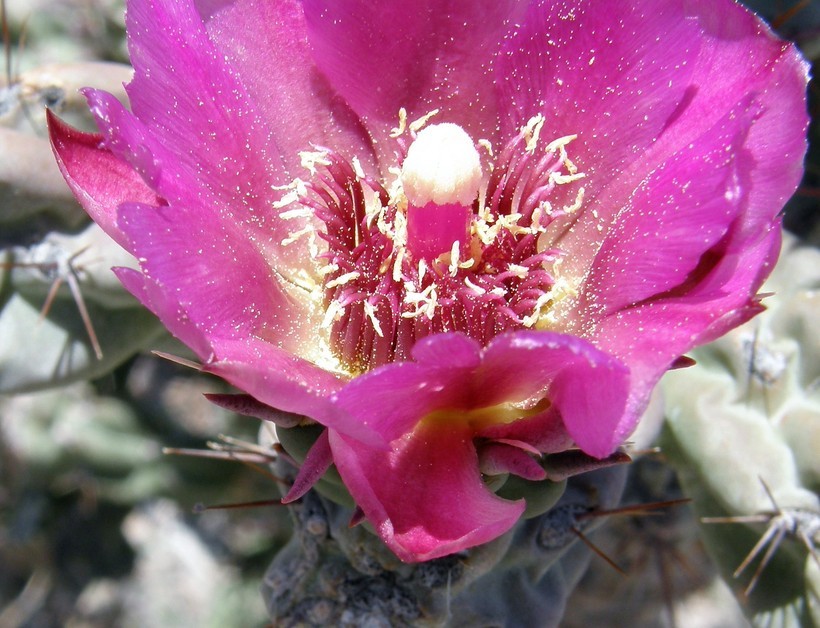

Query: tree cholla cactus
263;448;629;627
663;234;820;627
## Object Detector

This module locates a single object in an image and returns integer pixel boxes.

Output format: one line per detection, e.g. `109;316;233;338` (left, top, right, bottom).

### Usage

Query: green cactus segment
664;378;816;516
664;426;817;625
0;285;165;393
2;386;171;504
263;457;627;626
496;475;567;518
0;219;166;394
662;235;820;627
1;61;164;393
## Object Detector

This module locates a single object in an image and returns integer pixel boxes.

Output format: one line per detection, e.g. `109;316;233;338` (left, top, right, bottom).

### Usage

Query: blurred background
0;1;817;626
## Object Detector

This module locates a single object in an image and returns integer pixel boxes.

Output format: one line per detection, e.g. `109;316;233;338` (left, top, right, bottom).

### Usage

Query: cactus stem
702;477;820;597
1;244;104;359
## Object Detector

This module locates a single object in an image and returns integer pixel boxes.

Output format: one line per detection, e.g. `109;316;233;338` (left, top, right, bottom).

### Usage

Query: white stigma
401;123;482;207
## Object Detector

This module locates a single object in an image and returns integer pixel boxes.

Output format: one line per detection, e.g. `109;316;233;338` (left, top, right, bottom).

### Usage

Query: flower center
279;114;586;374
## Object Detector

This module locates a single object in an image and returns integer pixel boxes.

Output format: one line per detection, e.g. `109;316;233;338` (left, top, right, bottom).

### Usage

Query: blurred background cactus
0;0;819;626
0;41;169;391
0;3;282;625
663;234;820;627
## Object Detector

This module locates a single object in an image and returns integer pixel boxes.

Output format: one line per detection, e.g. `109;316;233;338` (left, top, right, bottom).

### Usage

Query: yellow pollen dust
400;123;483;207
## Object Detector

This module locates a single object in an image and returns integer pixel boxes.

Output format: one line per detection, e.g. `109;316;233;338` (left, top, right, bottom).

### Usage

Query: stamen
299;149;331;175
390;107;408;138
285;116;586;372
523;114;546;152
409;109;440;135
325;271;361;289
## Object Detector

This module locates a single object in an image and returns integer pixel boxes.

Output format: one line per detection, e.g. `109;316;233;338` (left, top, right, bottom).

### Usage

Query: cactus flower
48;0;807;562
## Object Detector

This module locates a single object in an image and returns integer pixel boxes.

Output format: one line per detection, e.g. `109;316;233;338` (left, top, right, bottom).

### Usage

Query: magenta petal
330;362;473;444
335;330;630;457
410;333;481;369
115;0;326;274
83;86;309;275
124;0;288;183
497;0;700;180
545;346;632;459
579;99;757;318
480;332;630;458
492;438;541;456
329;424;524;563
199;0;375;171
504;0;808;286
594;229;779;396
578;97;793;414
330;334;484;443
47;110;161;251
479;442;546;481
204;337;387;447
117;201;315;352
282;429;333;503
83;89;165;191
478;410;573;456
113;267;213;359
301;0;523;143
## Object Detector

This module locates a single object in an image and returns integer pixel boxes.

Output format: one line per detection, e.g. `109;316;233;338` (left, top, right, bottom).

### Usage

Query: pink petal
113;267;213;359
329;423;524;563
479;332;631;458
492;438;542;456
572;95;792;445
479;411;574;455
330;361;474;444
282;429;333;503
578;99;758;318
501;0;808;286
328;334;485;442
198;0;375;172
124;0;288;181
301;0;524;145
587;227;780;448
116;265;355;440
47;110;161;251
204;337;387;447
82;89;183;204
95;0;318;274
334;331;629;458
410;332;482;369
116;201;316;353
86;88;301;272
479;442;546;481
332;331;528;443
497;0;702;185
